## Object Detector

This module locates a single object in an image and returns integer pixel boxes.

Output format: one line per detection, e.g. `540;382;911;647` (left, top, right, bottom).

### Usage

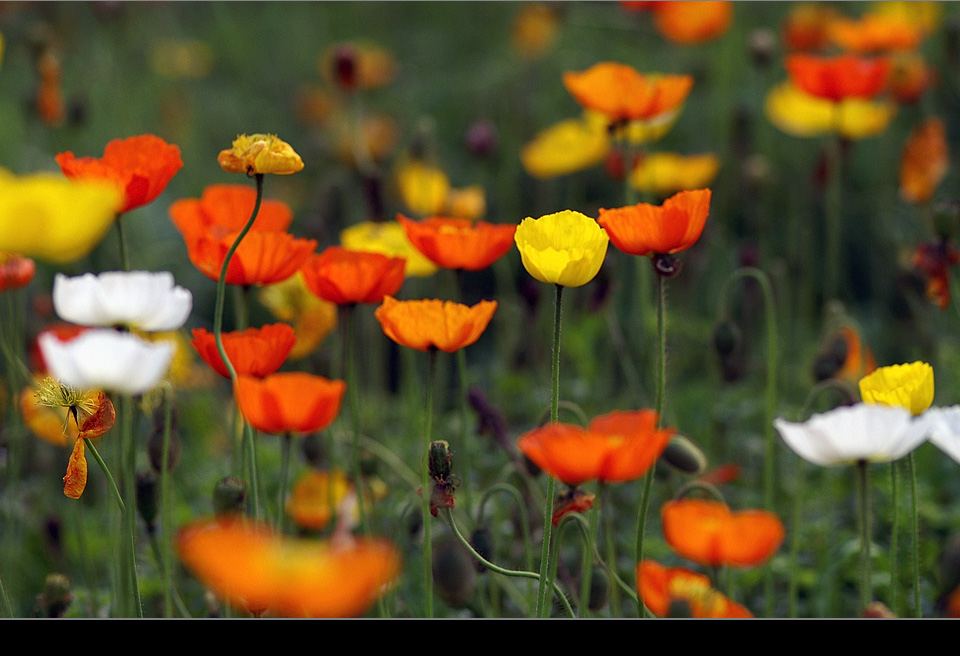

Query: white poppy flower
911;406;960;464
773;403;927;467
53;271;192;332
39;329;174;395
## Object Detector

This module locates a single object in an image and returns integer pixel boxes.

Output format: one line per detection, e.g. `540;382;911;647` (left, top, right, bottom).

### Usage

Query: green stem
908;453;921;617
344;305;370;537
889;462;899;616
602;484;622;616
578;483;601;617
160;385;174;619
477;483;534;574
116;214;130;272
84;438;124;512
119;395;142;617
422;348;438;618
146;531;191;618
535;284;563;618
788;459;803;618
444;510;574;618
858;460;872;612
456;348;473;518
0;566;11;618
717;267;779;616
277;433;293;532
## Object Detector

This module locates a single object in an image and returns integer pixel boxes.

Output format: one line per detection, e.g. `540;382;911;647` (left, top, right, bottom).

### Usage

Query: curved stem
422;349;438;618
673;481;726;503
908;453;921;617
477;483;534;574
84;438;124;512
456;349;473;518
788;460;803;618
535;284;563;617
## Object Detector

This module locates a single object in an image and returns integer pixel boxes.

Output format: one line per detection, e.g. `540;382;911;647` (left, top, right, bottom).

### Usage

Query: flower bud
213;476;247;516
652;253;681;278
332;44;358;91
712;320;741;357
429;440;453;481
465;119;499;159
136;470;159;533
661;434;708;476
35;573;72;618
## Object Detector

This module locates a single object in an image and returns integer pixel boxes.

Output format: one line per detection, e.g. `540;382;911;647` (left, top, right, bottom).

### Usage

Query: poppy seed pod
661;434;707;476
36;574;73;618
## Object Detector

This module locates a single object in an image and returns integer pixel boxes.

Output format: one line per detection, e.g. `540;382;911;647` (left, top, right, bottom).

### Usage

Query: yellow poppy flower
630;153;720;197
514;210;609;287
340;220;438;278
764;81;896;140
396;160;450;217
859;361;934;416
258;272;338;360
521;115;610;179
0;170;122;264
218;134;304;176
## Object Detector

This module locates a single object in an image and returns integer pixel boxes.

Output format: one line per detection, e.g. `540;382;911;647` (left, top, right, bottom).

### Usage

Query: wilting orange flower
218;134;304;176
889;53;936;104
900;117;948;205
637;560;752;618
177;518;401;617
517;410;675;487
19;385;77;447
651;1;732;45
398;215;517;271
563;63;694;123
300;246;405;306
598;188;711;257
913;241;960;311
234;372;345;435
287;469;354;531
191;324;295;379
186;230;316;286
782;3;838;52
661;499;785;568
375;296;496;353
785;54;891;103
0;253;35;291
829;13;924;53
169;184;293;241
56;135;183;214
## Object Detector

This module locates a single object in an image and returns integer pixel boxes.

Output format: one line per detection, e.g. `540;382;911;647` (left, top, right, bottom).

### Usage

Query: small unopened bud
588;566;609;611
213;476;247;516
136;470;159;532
36;573;72;618
333;44;358;91
661;435;708;476
465;119;499;159
470;526;494;573
933;200;960;242
713;320;741;357
652;253;681;278
432;537;477;608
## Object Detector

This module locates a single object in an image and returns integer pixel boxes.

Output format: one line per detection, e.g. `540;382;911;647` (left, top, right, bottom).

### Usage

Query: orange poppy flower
0;253;35;291
661;499;785;568
597;188;711;257
517;410;675;487
397;215;517;271
637;560;752;618
299;246;405;306
900;117;948;205
889;53;936;105
651;1;733;45
234;372;345;435
563;63;694;123
782;3;838;52
177;518;401;617
913;241;960;311
374;296;496;353
828;14;924;54
785;54;891;103
169;184;293;242
56;134;183;214
286;469;354;531
191;324;295;379
186;230;316;286
834;325;878;383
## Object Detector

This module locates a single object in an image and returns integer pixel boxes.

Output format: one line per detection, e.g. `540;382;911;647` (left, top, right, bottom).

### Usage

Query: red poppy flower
397;215;517;271
563;63;694;123
598;188;711;257
177;518;400;617
637;560;752;618
913;241;960;311
169;184;293;241
517;409;674;487
299;246;405;306
56;135;183;214
234;372;346;435
785;54;892;103
187;230;317;286
0;253;36;292
191;324;296;378
375;296;496;353
661;499;785;568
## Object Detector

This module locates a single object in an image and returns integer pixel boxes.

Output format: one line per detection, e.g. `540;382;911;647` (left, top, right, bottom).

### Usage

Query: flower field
2;1;960;619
